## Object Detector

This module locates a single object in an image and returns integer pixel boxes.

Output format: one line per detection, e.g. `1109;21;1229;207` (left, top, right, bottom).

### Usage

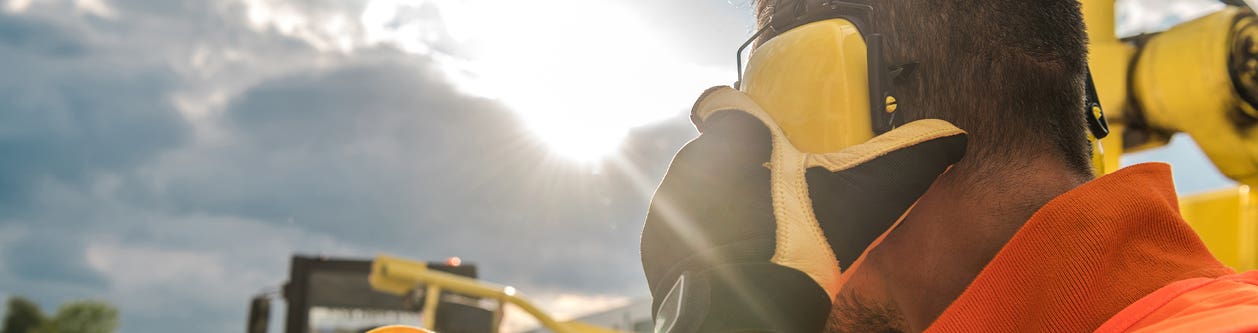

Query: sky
0;0;1242;332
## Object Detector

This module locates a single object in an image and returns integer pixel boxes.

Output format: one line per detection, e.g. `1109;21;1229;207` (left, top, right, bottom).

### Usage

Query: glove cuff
654;263;831;333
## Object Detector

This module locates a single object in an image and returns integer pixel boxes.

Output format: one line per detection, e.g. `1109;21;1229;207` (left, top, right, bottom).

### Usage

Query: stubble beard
824;293;908;333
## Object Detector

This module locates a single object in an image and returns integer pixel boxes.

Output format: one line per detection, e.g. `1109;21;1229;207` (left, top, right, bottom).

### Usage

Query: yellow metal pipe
1131;8;1258;186
368;255;576;333
1082;0;1118;43
420;284;440;329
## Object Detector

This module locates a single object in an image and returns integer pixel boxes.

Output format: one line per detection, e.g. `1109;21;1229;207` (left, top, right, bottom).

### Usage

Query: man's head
752;0;1094;331
754;0;1093;180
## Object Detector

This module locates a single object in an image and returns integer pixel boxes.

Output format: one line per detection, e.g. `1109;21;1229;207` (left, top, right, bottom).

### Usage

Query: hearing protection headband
735;0;1111;139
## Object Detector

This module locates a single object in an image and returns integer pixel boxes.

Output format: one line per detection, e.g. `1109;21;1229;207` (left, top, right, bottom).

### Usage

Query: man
640;0;1258;332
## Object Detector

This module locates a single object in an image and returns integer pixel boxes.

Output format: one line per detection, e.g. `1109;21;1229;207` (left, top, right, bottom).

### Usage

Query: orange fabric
1097;271;1258;333
925;163;1241;333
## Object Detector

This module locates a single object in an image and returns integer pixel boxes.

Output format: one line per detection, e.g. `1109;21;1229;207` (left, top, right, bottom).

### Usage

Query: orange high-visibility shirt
925;163;1258;332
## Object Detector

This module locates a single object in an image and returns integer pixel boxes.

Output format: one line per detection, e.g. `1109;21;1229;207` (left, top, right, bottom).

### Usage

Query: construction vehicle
368;255;624;333
246;256;623;333
247;256;497;333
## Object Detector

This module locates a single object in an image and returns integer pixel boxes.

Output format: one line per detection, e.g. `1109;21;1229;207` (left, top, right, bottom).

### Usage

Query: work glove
641;86;967;333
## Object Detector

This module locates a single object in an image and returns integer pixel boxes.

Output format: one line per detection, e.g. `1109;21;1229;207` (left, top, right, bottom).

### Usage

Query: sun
355;0;734;162
402;0;729;162
528;120;628;162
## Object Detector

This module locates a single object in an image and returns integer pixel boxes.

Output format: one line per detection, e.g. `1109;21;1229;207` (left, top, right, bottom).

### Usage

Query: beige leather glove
642;87;967;332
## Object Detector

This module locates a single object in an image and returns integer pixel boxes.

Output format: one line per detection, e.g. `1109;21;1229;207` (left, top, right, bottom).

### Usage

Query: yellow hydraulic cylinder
1131;8;1258;187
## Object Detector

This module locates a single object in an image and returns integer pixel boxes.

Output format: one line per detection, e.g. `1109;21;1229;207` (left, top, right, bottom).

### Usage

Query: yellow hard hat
366;325;433;333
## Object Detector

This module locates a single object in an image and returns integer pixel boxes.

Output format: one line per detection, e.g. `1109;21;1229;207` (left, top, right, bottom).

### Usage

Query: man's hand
641;87;966;333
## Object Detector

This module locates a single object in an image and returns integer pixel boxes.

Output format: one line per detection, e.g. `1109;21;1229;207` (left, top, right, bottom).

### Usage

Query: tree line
1;296;117;333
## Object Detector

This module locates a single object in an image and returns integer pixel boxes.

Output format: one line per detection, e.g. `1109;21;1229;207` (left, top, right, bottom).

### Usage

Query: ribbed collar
925;163;1235;333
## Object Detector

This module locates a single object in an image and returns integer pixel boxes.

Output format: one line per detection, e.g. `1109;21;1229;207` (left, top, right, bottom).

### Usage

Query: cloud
4;228;108;289
0;13;84;56
122;56;688;330
80;213;365;332
5;0;32;13
0;11;188;214
1116;0;1226;36
221;0;732;159
152;57;692;293
0;1;702;331
74;0;116;18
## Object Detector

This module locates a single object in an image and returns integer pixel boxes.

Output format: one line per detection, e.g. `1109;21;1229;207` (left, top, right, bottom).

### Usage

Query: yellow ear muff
740;19;876;153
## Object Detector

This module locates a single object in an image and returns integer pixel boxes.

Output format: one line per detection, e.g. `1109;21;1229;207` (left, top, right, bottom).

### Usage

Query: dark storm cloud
0;13;86;56
3;232;106;288
0;12;188;214
157;56;695;293
0;1;721;331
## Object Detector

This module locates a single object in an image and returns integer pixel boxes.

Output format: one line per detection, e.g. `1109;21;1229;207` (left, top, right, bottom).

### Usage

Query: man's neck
867;156;1091;331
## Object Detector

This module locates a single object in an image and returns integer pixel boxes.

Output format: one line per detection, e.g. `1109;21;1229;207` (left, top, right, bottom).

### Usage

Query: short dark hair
754;0;1093;176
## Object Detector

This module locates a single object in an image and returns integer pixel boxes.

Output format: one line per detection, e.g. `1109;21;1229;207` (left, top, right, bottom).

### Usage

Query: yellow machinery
1181;187;1258;271
368;255;622;333
1084;1;1258;271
